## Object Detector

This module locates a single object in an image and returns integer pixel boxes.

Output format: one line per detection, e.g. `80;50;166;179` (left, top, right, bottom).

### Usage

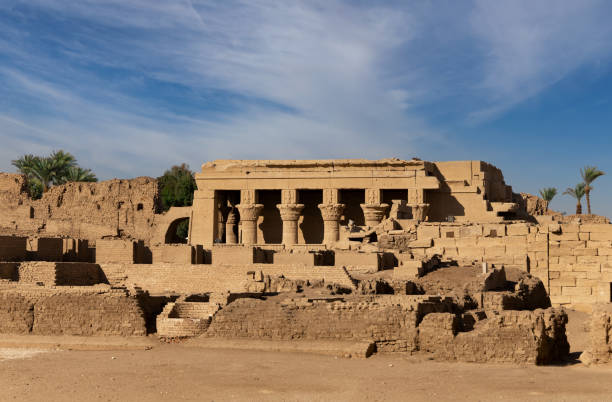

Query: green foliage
176;219;190;241
580;166;605;186
563;183;586;200
158;164;197;211
12;150;97;199
57;166;97;184
538;187;557;202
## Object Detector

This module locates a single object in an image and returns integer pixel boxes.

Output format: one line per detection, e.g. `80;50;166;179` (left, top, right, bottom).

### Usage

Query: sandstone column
225;207;238;244
318;203;345;246
360;203;389;227
236;204;263;245
411;203;430;222
277;204;304;246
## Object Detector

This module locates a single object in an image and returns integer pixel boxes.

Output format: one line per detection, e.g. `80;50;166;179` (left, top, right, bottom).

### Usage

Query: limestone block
573;264;601;273
433;238;456;247
577;255;608;264
335;251;381;272
561;224;580;233
458;225;482;238
483;224;506;237
559;271;587;279
598;248;612;256
549;286;561;296
550;278;576;287
417;225;440;239
549;271;560;279
589;241;611;248
484;246;505;257
212;246;254;265
590;232;612;241
550;232;580;241
579;233;590;241
573;248;598;257
457;246;484;258
274;250;316;266
549;295;570;305
95;239;137;264
562;286;592;296
558;256;577;265
478;237;505;247
580;224;612;233
507;223;529;236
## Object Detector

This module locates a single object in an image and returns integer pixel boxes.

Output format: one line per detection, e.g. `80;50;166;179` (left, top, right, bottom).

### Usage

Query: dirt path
1;344;612;402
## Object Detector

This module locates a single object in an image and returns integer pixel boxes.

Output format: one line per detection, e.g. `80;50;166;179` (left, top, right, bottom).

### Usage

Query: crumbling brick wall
0;285;146;336
0;174;161;243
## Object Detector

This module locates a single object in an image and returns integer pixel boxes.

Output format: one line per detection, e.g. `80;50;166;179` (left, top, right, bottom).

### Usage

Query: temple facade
189;158;519;246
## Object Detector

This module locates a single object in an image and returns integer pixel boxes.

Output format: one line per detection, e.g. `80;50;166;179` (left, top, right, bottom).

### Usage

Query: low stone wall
0;284;146;336
205;296;450;344
99;263;354;295
204;295;568;364
0;262;105;286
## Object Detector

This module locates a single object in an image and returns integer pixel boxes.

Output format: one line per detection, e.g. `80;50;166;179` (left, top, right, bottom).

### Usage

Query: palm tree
57;166;97;184
563;183;586;215
580;166;605;215
12;150;84;194
539;187;557;212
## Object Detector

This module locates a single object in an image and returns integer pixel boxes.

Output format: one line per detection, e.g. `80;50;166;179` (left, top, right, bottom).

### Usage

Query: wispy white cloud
0;0;611;181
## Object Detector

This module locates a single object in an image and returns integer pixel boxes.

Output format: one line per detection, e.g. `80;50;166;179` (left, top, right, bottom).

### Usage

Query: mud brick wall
420;309;569;364
99;263;354;295
549;224;612;309
0;285;146;336
0;236;27;261
14;262;104;286
205;297;429;343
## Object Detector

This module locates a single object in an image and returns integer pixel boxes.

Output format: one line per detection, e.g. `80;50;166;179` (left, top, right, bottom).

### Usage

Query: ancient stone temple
190;158;519;246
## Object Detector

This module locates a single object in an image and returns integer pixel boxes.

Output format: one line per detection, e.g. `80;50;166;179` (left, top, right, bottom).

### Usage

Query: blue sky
1;0;612;216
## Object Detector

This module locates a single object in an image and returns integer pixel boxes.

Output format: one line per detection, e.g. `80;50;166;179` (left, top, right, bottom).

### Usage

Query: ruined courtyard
1;158;612;400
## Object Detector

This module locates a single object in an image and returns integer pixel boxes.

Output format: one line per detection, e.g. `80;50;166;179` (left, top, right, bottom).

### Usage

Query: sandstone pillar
236;204;264;245
360;203;389;227
225;207;238;244
411;203;430;222
277;204;304;246
318;203;345;246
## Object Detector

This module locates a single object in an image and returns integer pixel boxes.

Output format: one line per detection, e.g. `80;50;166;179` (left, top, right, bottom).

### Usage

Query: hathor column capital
360;203;389;227
236;203;264;244
277;203;304;245
318;203;345;246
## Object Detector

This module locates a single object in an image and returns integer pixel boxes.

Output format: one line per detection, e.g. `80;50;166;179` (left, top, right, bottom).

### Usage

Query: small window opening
137;203;143;211
446;231;455;239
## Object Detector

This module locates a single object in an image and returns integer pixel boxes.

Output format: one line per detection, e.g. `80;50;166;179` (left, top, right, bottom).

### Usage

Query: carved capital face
236;203;264;221
226;208;239;224
360;203;389;220
318;203;345;221
276;203;304;221
409;203;430;221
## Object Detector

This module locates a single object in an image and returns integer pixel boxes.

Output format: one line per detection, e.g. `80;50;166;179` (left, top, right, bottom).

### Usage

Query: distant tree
563;183;586;215
538;187;557;212
57;166;98;184
158;164;197;212
580;166;605;215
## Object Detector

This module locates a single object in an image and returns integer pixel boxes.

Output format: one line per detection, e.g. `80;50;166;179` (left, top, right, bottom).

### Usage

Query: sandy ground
0;309;608;402
2;345;612;402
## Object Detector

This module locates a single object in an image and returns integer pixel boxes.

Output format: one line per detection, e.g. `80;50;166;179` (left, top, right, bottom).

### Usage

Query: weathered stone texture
0;285;146;336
